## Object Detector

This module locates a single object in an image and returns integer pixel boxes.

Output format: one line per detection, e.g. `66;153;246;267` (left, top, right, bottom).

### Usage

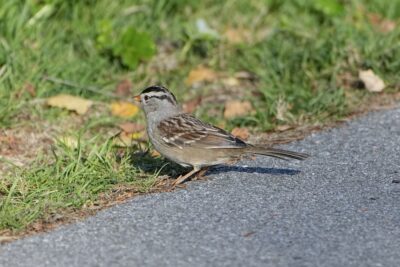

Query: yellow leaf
221;77;240;86
130;132;144;139
185;66;218;86
47;94;92;115
151;150;161;157
223;100;254;119
111;101;139;118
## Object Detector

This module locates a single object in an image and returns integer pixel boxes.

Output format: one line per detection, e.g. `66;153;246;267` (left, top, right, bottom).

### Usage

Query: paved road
1;108;400;267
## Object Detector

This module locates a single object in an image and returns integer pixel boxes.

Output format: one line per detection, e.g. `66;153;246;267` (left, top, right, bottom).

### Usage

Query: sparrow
134;85;308;185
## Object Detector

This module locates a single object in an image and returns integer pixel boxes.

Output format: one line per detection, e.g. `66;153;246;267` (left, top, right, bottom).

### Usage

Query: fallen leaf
368;13;396;33
186;66;218;86
379;20;396;33
224;28;249;44
115;79;132;97
231;127;250;140
359;69;385;92
221;77;240;87
24;83;36;97
224;100;253;119
47;94;92;115
118;122;145;133
111;101;140;117
151;150;161;157
182;97;202;113
129;132;143;140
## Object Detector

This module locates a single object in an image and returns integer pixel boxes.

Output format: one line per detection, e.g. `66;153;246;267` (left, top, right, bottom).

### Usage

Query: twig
43;76;124;100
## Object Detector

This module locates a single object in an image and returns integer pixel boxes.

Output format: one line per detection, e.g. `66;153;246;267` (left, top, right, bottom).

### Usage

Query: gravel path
1;108;399;267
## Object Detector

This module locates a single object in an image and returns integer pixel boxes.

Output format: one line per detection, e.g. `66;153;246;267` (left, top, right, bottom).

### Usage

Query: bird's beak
133;95;141;103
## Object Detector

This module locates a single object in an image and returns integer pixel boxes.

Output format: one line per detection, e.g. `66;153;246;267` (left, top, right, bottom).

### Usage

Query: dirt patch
0;128;53;177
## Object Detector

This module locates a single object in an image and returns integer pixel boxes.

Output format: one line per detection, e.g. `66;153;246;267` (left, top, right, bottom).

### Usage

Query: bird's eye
144;95;149;101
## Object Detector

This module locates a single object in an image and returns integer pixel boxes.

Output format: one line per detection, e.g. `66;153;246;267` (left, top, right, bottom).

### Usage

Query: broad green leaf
313;0;344;17
114;28;156;69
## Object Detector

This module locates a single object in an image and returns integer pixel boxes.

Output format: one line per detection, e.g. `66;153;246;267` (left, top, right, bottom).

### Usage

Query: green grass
0;137;157;230
1;0;400;234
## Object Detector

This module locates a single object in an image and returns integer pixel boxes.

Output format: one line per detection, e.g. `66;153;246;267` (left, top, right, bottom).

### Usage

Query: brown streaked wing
157;114;247;149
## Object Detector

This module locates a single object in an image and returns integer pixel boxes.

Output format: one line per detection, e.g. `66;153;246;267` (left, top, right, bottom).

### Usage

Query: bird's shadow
209;165;301;176
128;150;188;177
128;150;301;177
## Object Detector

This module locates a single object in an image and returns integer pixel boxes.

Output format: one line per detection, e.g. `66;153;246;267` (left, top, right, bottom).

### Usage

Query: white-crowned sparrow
134;85;309;185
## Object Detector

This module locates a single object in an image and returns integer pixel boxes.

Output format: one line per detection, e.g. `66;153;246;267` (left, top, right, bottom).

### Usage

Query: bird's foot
192;167;210;181
173;168;199;186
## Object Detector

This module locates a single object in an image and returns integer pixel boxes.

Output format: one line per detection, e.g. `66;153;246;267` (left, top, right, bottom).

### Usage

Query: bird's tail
244;145;309;161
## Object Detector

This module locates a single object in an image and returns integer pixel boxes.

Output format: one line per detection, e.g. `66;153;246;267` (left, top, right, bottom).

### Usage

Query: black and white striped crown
140;85;177;105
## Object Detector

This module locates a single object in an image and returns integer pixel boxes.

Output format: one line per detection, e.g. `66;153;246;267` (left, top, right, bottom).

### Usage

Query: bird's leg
193;167;209;181
173;167;200;185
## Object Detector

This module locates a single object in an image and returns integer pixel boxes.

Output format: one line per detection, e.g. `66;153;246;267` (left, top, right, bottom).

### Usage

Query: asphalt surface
1;108;400;267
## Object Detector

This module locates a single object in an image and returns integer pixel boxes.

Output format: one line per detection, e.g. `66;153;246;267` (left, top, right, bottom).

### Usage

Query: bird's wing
157;113;247;149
